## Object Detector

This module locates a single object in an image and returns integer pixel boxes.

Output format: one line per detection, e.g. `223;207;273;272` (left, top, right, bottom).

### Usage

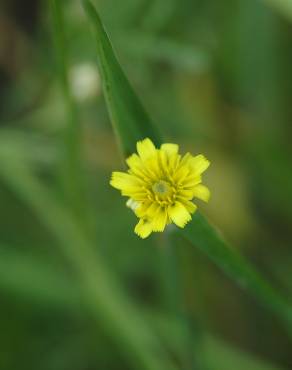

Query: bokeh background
0;0;292;369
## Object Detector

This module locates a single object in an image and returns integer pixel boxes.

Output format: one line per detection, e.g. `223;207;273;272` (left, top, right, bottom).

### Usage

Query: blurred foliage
0;0;292;370
84;0;292;335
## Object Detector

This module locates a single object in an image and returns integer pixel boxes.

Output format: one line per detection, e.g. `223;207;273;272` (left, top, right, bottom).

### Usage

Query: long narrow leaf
83;0;292;334
83;0;162;156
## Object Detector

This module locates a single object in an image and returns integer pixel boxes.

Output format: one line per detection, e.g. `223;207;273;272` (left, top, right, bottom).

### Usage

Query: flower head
110;138;210;239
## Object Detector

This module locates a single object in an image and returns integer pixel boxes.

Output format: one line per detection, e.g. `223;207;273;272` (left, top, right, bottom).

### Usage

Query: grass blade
82;0;162;156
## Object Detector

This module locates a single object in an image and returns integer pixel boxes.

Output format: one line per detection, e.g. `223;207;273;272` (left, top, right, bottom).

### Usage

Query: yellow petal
173;165;189;183
127;155;155;183
178;189;194;200
135;201;151;217
110;172;142;191
126;154;144;174
182;175;201;188
168;201;191;228
189;155;210;175
157;150;168;175
152;207;167;232
134;218;153;239
193;184;210;202
178;152;192;167
168;152;180;172
145;202;160;218
126;153;140;168
177;198;197;214
122;191;147;200
137;138;156;161
161;143;179;156
146;156;162;178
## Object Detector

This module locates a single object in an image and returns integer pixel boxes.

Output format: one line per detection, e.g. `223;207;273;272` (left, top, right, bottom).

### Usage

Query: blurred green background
0;0;292;369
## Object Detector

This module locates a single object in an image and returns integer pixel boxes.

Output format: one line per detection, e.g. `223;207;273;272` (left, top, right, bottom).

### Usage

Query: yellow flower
110;138;210;239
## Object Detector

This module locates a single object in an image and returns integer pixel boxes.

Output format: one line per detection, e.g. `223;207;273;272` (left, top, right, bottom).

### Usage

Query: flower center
152;180;172;198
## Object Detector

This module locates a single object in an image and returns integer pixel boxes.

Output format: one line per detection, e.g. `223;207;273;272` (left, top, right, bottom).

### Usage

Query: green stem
161;233;206;370
157;234;180;314
50;0;84;218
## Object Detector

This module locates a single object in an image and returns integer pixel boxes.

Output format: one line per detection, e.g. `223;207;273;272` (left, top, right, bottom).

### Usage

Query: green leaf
82;0;162;156
82;0;292;334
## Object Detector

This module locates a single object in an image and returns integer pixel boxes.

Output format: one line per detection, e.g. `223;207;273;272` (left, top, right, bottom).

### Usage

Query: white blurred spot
126;198;140;212
69;63;100;101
